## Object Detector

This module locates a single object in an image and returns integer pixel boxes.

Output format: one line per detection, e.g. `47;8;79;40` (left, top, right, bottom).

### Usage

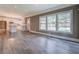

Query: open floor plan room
0;4;79;54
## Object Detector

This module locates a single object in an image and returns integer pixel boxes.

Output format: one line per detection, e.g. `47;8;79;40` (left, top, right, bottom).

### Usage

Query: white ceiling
0;4;74;19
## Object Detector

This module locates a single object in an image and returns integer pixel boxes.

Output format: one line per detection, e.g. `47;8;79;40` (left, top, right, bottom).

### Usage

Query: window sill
39;30;73;35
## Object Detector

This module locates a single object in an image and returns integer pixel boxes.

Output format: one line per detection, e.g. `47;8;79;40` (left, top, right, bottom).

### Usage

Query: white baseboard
30;30;79;43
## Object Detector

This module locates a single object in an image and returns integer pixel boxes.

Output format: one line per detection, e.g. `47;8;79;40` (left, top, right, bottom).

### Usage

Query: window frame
39;16;47;31
39;10;73;34
46;14;57;31
56;10;73;34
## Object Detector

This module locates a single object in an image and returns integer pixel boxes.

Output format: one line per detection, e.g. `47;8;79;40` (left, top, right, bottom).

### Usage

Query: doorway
0;21;6;34
9;22;17;33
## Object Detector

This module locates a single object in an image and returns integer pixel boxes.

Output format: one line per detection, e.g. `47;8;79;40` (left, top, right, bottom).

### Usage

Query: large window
39;16;46;30
57;11;72;32
47;14;56;31
39;10;73;33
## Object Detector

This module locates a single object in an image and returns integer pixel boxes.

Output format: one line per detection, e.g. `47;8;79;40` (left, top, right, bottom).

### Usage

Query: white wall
0;16;24;32
26;17;30;31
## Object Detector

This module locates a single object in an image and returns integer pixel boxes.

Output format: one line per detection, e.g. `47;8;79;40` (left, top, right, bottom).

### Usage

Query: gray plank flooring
0;31;79;54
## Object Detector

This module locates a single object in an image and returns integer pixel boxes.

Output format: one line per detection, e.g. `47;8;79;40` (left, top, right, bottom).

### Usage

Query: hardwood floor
0;31;79;54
